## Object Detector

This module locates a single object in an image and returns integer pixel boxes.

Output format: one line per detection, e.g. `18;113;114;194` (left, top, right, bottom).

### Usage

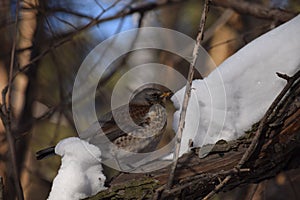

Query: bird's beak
160;91;173;99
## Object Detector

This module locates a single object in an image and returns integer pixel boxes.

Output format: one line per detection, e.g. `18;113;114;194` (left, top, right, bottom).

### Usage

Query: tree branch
88;69;300;199
167;0;210;189
211;0;297;22
10;0;297;82
2;0;25;199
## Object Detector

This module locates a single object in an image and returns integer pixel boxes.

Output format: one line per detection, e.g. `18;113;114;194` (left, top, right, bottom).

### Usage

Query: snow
172;15;300;157
47;137;106;200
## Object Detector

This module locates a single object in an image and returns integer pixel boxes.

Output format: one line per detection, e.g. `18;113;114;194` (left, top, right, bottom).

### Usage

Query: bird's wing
98;104;151;141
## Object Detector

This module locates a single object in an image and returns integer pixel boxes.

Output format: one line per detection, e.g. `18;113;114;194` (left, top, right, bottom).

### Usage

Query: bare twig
211;0;297;22
94;0;105;11
96;6;144;86
11;0;185;80
207;24;271;50
167;0;211;189
1;0;25;199
202;9;234;43
276;72;291;81
52;15;79;30
202;175;232;200
7;0;294;83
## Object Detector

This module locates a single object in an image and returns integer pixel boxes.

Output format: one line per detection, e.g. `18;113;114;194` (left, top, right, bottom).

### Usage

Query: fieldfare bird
36;88;173;160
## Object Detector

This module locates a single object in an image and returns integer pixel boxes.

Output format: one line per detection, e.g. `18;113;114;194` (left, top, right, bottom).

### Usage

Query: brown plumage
36;88;172;160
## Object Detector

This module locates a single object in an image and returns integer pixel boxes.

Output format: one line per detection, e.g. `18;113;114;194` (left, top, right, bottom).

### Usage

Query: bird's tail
36;146;56;160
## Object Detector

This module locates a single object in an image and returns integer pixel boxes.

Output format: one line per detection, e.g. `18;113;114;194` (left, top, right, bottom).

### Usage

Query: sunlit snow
47;137;106;200
172;14;300;157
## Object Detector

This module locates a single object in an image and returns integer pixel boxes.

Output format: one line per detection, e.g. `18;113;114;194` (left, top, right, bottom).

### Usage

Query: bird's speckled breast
113;104;167;153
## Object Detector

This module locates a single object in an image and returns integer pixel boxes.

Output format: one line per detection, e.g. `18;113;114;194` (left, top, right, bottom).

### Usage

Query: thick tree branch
88;69;300;199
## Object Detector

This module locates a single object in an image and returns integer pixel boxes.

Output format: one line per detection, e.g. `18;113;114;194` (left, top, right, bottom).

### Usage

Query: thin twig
211;0;296;22
52;15;79;30
207;24;271;50
152;185;166;200
202;175;232;200
276;72;291;81
2;0;25;199
94;0;105;11
167;0;211;189
165;167;250;196
202;9;233;43
9;0;293;82
96;7;143;86
9;0;184;81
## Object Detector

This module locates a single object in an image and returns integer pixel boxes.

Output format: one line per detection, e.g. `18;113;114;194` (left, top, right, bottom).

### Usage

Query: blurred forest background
0;0;299;199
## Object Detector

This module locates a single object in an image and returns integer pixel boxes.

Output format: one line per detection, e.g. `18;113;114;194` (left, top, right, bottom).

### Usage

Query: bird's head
131;88;173;105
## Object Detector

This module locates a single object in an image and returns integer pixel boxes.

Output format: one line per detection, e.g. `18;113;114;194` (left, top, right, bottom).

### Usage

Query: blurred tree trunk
3;0;39;199
0;0;13;198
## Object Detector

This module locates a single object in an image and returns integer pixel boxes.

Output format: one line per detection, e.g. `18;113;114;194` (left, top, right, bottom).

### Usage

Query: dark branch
211;0;297;22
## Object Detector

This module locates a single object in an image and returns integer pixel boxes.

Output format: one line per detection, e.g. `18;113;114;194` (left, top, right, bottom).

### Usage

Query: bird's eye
144;93;160;103
151;93;160;100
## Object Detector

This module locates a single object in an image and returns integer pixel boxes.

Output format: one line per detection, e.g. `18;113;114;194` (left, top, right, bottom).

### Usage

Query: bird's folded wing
98;104;152;141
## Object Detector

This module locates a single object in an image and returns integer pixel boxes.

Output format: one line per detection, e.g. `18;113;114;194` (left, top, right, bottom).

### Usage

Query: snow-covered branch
90;70;300;199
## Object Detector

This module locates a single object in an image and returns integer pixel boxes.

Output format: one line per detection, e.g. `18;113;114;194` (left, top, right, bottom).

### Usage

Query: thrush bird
36;88;173;160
